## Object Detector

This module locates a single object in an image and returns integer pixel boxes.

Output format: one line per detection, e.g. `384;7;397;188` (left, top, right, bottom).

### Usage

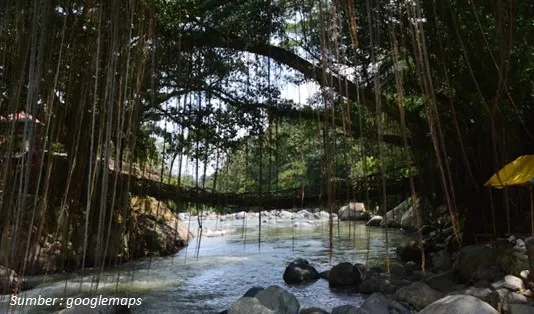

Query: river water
1;219;411;313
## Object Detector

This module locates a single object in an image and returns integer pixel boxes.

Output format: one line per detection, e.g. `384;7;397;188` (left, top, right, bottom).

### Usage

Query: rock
419;295;499;314
279;210;294;219
448;287;500;310
509;303;534;314
505;275;525;291
452;245;497;283
283;258;320;284
424;274;460;293
400;206;416;230
338;202;366;221
473;265;504;282
359;278;398;294
394;282;443;311
389;300;412;314
228;297;275;314
0;265;19;294
366;215;383;227
243;287;264;297
300;308;329;314
358;293;391;314
296;210;313;219
396;240;423;264
431;250;452;271
235;211;246;220
331;305;359;314
130;196;193;259
314;211;331;220
380;198;418;228
520;270;530;283
319;270;329;280
255;285;300;314
328;262;363;287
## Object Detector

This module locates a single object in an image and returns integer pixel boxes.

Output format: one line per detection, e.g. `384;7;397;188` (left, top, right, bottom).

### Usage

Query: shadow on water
0;220;411;313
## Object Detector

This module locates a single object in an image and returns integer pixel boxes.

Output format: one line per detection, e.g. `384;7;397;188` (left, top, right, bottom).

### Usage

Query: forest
1;0;534;291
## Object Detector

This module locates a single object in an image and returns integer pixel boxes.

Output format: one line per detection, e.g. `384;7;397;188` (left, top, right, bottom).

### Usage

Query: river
1;218;411;313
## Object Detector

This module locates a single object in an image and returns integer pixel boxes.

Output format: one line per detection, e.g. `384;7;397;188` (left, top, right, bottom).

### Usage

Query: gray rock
338;203;366;221
509;303;534;314
453;245;497;283
283;258;320;284
366;215;383;227
359;278;398;294
431;250;452;271
520;270;530;283
419;295;499;314
255;285;300;314
448;287;500;310
424;274;459;293
331;304;360;314
357;293;390;314
243;287;264;297
228;297;275;314
328;262;363;287
394;282;443;311
505;275;525;291
474;265;504;282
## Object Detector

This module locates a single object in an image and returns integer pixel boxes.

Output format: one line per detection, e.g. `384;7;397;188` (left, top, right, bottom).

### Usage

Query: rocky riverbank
0;196;193;294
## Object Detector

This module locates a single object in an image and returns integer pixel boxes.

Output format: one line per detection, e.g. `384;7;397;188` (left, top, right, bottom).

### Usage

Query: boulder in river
380;198;417;228
396;240;424;264
418;294;499;314
283;258;320;284
328;262;364;287
228;285;300;314
338;202;367;221
366;215;383;227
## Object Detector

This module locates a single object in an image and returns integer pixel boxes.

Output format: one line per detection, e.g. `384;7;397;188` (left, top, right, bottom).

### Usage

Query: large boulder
357;293;391;314
419;295;499;314
380;198;418;228
328;262;364;287
394;282;443;311
400;206;416;230
130;196;193;258
229;285;300;314
366;216;383;227
283;258;320;284
338;202;366;221
453;245;498;283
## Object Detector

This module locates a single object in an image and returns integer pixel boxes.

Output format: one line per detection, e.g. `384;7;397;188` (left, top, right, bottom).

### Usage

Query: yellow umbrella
485;155;534;235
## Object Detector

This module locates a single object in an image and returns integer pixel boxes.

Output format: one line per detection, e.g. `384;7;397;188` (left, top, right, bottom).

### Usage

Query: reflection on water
0;220;411;313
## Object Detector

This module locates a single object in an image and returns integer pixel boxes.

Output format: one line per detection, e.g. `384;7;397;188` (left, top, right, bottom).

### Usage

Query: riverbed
1;218;411;313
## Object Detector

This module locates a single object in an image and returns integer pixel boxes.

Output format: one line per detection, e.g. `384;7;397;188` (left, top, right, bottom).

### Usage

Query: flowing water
1;219;411;313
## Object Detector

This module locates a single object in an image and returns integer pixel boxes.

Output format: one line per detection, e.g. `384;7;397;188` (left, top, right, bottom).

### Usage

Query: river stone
509;303;534;314
505;275;525;291
331;304;359;314
366;215;383;226
243;286;264;297
394;282;443;311
255;285;300;314
228;297;275;314
338;202;366;221
453;245;497;283
359;278;398;294
419;295;499;314
283;258;320;284
328;262;363;287
357;293;390;314
448;286;500;310
431;250;452;272
299;307;329;314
